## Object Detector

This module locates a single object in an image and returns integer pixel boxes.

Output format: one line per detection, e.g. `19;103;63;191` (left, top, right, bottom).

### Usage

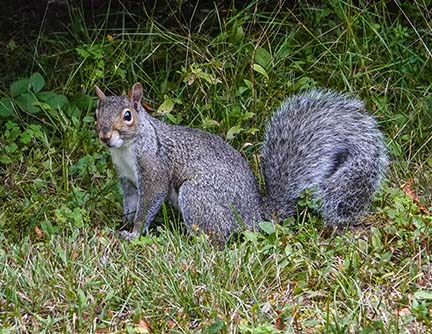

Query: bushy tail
261;90;388;224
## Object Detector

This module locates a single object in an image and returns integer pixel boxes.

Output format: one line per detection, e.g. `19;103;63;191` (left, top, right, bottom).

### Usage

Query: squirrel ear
129;82;143;111
95;86;106;101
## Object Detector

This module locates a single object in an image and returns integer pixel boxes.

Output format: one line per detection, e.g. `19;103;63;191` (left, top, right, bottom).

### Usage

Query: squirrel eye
123;110;132;122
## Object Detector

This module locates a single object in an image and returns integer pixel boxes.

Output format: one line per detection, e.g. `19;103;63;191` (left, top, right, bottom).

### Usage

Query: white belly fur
110;145;138;187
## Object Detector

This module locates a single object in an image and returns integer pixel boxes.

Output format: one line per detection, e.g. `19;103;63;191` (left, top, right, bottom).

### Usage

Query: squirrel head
95;82;145;148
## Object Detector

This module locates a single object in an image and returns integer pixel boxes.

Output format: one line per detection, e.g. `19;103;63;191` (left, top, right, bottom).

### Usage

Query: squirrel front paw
119;230;140;241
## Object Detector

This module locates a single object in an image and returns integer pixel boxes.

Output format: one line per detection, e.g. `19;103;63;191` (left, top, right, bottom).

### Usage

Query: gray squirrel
95;83;388;241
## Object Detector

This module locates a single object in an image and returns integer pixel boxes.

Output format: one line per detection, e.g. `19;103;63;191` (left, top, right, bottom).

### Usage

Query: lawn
0;1;431;333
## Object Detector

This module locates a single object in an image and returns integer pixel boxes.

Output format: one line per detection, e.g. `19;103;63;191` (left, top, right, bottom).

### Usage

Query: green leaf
201;117;219;129
255;47;272;69
20;131;32;144
207;319;225;333
83;115;94;123
16;93;39;113
165;113;182;125
252;63;269;80
276;40;293;61
243;230;258;243
77;288;87;306
65;105;80;119
7;39;17;50
231;26;244;44
5;121;20;140
37;91;58;101
70;94;94;109
0;155;13;164
292;76;316;91
189;66;221;85
10;78;30;96
240;112;255;121
238;86;249;95
157;95;175;113
5;143;17;153
49;94;68;110
29;73;45;93
259;221;275;234
243;79;253;90
38;91;68;110
76;47;90;58
226;125;242;140
41;220;59;235
130;235;156;246
95;69;104;78
246;127;259;135
28;124;44;140
371;227;383;251
414;290;432;300
70;208;84;227
0;97;14;118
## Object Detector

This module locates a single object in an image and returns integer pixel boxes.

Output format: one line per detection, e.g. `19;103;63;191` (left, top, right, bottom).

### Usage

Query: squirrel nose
99;128;112;144
100;135;111;144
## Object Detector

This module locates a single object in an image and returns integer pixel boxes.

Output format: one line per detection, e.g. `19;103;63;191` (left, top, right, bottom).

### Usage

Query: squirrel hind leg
177;181;232;240
177;181;258;243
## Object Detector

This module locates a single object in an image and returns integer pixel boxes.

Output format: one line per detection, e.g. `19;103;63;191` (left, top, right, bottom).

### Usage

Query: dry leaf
143;102;154;112
398;308;411;317
241;142;253;150
71;251;79;261
166;319;177;329
274;310;285;330
135;319;151;333
34;226;44;238
402;179;429;215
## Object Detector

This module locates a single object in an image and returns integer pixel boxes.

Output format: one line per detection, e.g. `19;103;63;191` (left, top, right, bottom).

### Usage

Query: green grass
1;1;431;332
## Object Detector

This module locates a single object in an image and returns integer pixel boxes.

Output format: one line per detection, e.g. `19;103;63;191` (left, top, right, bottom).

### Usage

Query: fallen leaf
241;142;253;150
402;179;429;215
71;251;79;261
143;102;154;112
35;226;44;238
187;75;195;86
126;277;134;286
274;310;285;330
398;308;411;317
166;319;177;329
135;319;151;333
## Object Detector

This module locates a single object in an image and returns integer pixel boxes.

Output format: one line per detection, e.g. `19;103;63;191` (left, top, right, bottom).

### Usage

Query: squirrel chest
110;145;138;187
